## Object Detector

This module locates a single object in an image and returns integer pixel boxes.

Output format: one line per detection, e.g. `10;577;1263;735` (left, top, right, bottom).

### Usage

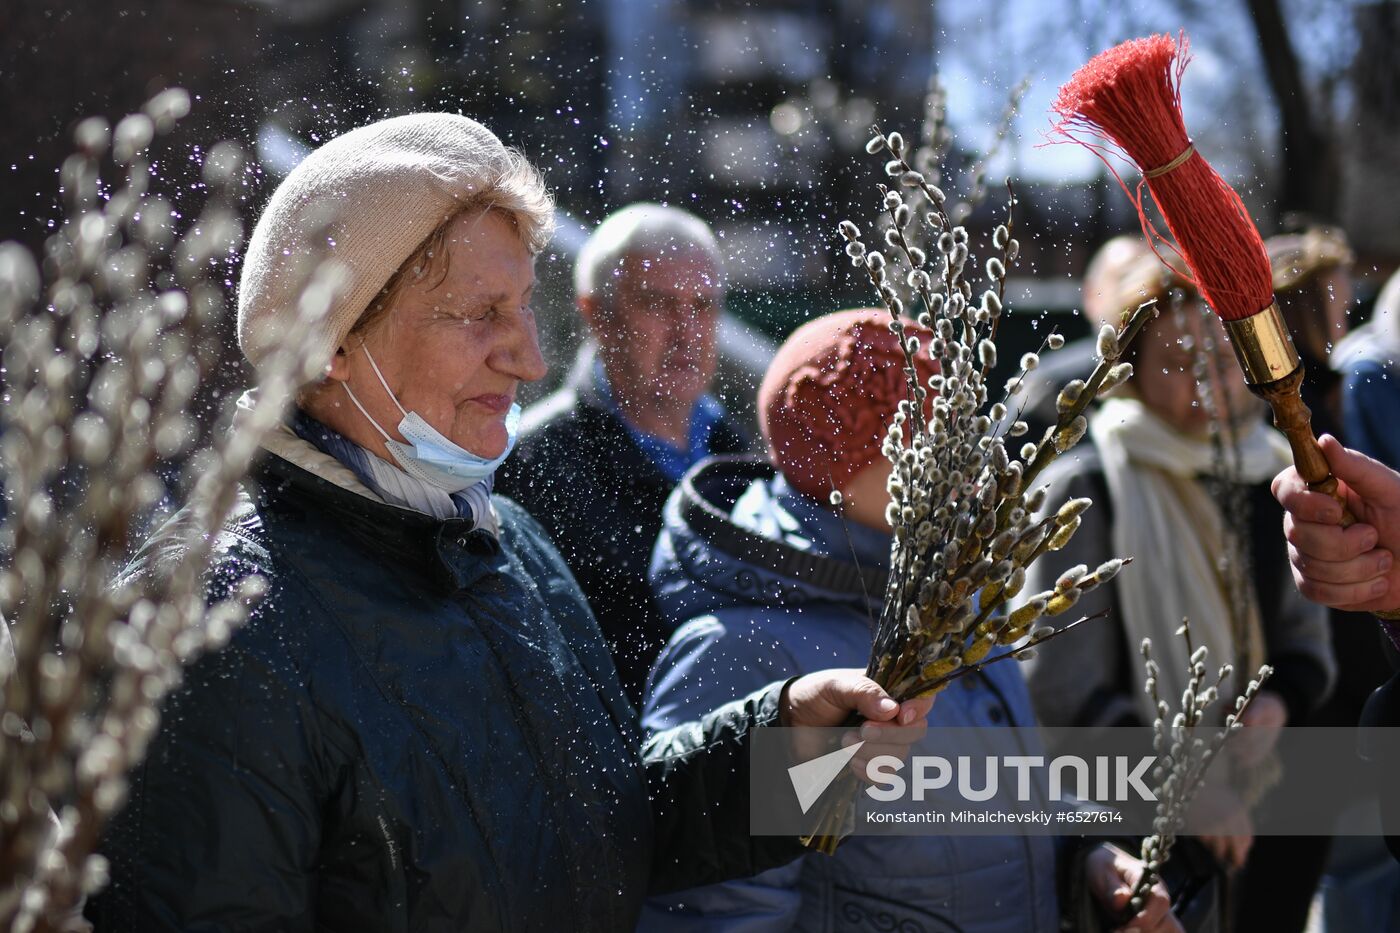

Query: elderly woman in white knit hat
85;114;931;931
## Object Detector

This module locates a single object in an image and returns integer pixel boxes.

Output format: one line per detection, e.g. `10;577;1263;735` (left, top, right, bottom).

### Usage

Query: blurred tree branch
1244;0;1338;221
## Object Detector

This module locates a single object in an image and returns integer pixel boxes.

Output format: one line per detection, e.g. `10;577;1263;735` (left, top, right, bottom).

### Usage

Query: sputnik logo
788;741;864;814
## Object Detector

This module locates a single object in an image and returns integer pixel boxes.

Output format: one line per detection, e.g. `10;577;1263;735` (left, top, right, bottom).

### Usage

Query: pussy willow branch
1123;626;1273;918
1018;298;1157;492
882;297;1154;688
903;607;1110;697
0;91;332;931
807;117;1147;853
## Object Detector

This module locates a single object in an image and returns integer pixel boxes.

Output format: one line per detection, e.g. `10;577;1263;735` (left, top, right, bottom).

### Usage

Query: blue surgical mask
343;346;520;493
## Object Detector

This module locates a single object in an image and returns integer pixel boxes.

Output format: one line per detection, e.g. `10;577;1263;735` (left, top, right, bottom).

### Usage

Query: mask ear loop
341;343;406;443
361;344;410;418
342;382;395;444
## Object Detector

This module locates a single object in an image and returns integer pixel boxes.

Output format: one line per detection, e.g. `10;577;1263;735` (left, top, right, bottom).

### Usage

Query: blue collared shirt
593;361;724;484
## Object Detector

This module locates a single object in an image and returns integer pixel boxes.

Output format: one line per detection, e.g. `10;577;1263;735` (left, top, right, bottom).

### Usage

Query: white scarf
1333;320;1400;374
1089;396;1290;723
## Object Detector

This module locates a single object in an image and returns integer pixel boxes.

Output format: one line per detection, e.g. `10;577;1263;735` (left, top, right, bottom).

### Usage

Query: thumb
1104;850;1135;905
1085;848;1131;910
842;676;901;722
1321;435;1400;506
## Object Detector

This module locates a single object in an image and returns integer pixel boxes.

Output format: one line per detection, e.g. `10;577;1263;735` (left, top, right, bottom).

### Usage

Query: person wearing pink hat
640;309;1177;933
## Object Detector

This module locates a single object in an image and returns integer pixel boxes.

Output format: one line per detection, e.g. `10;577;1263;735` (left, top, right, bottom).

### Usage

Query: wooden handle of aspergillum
1226;306;1357;528
1254;369;1357;528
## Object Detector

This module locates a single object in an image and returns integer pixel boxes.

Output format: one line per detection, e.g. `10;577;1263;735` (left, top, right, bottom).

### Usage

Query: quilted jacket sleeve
87;520;331;933
642;681;805;895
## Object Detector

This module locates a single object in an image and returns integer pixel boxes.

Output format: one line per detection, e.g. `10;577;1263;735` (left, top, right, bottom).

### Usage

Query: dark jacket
1342;340;1400;857
1359;636;1400;861
496;346;750;702
87;442;799;932
1022;442;1334;732
641;459;1061;933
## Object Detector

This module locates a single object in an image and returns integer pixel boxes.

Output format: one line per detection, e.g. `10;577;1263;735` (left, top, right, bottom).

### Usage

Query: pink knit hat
758;309;937;501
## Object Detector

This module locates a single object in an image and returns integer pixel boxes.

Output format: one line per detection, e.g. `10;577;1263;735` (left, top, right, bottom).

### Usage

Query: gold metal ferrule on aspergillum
1224;302;1300;386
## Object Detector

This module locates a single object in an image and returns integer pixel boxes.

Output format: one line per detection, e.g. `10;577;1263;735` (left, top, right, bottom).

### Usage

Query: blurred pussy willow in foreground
0;89;337;928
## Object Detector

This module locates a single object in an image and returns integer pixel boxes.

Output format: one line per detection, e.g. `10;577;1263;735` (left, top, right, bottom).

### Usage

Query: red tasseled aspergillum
1052;33;1275;323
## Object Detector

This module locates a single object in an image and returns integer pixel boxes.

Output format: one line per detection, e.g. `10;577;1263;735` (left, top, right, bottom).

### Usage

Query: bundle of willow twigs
803;124;1156;854
0;90;333;928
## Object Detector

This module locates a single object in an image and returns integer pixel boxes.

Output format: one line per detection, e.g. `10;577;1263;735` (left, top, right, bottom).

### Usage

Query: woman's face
1132;302;1262;436
340;209;547;459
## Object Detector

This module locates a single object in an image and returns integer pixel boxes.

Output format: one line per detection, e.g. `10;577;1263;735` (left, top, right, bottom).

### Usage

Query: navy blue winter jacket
640;458;1062;933
88;444;802;932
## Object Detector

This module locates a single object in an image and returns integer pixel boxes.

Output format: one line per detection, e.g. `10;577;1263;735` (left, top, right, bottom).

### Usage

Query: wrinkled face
1132;302;1262;435
589;247;722;409
344;209;546;459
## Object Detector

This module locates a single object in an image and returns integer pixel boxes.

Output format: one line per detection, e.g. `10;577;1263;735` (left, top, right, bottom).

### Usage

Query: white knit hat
237;112;554;375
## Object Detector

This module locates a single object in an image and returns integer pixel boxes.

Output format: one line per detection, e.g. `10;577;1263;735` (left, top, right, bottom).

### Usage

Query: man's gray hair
574;203;724;301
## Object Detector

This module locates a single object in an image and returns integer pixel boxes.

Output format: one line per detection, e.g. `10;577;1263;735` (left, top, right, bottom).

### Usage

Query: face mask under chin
341;346;520;493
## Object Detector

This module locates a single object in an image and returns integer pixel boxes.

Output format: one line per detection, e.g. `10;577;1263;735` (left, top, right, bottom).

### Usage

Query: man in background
498;203;750;702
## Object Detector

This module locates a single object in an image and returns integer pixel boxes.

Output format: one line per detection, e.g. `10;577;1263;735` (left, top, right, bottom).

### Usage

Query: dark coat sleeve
89;564;333;932
642;681;805;896
493;497;806;899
